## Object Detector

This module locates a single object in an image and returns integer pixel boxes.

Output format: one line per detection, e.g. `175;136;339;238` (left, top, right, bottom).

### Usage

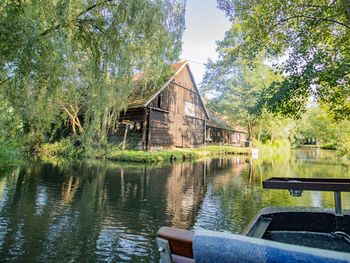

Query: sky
180;0;231;86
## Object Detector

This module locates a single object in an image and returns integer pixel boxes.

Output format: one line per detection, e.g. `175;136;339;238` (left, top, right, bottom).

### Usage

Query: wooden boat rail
263;177;350;192
263;177;350;216
157;178;350;262
157;227;194;263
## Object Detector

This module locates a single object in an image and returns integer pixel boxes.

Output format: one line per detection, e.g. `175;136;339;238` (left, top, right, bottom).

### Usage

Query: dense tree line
215;0;350;119
202;0;350;155
0;0;186;153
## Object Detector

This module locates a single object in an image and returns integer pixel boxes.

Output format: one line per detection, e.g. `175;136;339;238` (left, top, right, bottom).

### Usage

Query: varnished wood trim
157;227;194;259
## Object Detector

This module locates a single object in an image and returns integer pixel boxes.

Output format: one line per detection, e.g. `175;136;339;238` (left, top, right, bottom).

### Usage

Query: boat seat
193;230;350;263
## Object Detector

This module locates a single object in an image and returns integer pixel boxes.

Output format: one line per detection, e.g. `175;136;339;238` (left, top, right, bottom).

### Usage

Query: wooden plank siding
147;65;207;149
113;61;210;150
206;125;247;145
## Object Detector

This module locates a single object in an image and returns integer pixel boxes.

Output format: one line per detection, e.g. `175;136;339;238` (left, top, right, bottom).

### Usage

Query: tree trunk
247;123;254;141
122;126;128;153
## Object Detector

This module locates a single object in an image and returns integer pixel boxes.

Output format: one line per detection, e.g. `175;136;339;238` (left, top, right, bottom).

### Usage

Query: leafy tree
257;110;296;143
0;0;186;149
292;105;350;154
216;0;350;119
202;57;282;142
294;106;337;144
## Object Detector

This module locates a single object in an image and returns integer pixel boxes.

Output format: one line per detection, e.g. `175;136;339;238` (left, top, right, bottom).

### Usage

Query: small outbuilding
206;112;247;145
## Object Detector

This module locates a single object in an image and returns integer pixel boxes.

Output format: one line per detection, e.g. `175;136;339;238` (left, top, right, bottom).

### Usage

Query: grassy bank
0;140;23;166
38;141;253;163
106;145;252;163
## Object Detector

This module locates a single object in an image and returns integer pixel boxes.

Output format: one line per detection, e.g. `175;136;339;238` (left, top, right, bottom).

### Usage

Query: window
157;94;162;108
184;101;195;117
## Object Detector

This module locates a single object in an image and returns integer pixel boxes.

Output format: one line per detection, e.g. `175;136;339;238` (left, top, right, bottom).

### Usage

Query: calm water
0;149;349;262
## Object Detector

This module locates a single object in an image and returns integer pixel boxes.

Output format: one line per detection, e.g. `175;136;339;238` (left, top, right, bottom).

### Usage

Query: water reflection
0;149;349;262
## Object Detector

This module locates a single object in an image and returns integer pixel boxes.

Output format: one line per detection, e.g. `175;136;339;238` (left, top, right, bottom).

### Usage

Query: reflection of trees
211;149;350;234
0;161;208;261
0;150;349;261
193;158;249;232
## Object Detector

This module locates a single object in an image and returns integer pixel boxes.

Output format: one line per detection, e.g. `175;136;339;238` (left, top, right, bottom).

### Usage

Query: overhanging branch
40;0;114;36
278;15;350;29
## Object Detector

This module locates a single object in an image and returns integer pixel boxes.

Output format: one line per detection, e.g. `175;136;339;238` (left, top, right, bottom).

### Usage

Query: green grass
0;140;23;166
38;140;254;163
39;139;83;159
106;145;252;163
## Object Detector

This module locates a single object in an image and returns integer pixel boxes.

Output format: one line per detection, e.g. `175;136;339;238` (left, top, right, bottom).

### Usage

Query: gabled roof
128;61;210;120
127;61;187;108
207;111;247;133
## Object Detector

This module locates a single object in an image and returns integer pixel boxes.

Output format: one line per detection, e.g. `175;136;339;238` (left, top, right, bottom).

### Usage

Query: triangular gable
185;63;210;120
144;61;210;120
128;61;187;108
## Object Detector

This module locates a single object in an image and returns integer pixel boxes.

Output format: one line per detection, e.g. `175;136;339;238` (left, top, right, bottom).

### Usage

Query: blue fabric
193;230;350;263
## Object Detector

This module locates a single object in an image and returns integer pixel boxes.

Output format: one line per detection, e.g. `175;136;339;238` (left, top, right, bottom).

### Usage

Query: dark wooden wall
147;65;208;148
110;108;146;149
149;109;174;148
206;125;247;145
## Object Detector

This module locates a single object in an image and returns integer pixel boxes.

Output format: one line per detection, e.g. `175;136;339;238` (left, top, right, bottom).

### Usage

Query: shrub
0;140;22;165
39;139;83;159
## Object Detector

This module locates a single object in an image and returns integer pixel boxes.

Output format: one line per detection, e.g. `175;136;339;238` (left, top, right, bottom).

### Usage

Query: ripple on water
193;184;226;231
94;218;153;262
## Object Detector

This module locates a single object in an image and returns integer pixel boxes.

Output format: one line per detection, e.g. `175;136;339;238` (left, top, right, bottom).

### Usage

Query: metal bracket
157;237;173;263
334;191;343;216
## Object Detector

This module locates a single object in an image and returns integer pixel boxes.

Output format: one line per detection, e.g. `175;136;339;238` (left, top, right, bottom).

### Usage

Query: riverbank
38;142;254;163
105;145;252;163
0;141;23;167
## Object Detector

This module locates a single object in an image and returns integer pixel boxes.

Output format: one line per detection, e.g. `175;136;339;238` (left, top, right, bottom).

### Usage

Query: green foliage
336;121;350;157
256;110;297;143
291;105;350;156
217;0;350;119
95;145;251;163
39;139;83;159
0;0;186;151
202;55;283;140
0;95;23;164
0;140;22;165
293;106;337;144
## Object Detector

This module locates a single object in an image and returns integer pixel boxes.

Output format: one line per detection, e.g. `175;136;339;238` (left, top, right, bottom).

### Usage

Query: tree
201;57;282;142
257;110;296;143
216;0;350;119
0;0;186;148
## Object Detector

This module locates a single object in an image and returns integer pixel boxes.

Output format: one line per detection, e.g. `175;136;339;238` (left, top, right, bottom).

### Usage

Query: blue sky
180;0;230;86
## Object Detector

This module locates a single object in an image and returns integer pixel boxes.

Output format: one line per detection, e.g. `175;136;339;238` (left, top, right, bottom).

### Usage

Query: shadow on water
0;149;349;262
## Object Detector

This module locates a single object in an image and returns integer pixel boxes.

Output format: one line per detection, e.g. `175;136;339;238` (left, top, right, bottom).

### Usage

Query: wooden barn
206;112;247;145
116;61;210;150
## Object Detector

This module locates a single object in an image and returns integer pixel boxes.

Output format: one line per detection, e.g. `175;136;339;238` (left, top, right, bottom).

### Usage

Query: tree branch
278;15;350;29
76;0;113;18
40;0;114;37
0;76;13;86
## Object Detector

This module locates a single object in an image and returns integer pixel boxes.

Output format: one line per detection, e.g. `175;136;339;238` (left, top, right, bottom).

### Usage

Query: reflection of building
165;162;206;228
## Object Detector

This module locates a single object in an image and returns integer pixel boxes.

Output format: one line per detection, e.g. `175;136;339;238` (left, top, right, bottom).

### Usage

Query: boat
157;177;350;262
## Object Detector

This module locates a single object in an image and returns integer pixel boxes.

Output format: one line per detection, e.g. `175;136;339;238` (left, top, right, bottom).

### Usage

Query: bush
39;139;83;159
320;142;337;150
0;140;22;165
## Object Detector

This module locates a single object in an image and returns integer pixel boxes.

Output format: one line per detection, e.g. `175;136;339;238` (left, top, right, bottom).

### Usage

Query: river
0;149;349;262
